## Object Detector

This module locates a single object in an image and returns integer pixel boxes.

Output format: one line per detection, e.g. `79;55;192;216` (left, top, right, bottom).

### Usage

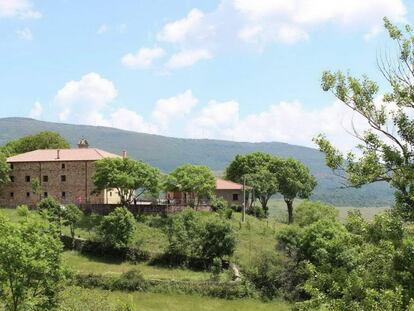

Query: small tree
0;216;65;311
225;152;280;214
98;207;136;248
166;164;216;206
31;177;41;200
93;157;161;206
62;204;83;246
274;158;316;224
0;152;10;186
37;197;65;233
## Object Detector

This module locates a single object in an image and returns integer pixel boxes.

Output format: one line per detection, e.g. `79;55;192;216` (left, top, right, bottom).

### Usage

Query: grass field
61;287;292;311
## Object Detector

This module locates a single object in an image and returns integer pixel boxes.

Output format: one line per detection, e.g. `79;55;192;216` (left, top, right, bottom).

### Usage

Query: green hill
0;117;393;207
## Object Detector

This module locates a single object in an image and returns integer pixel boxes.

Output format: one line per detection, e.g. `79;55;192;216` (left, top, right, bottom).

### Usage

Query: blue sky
1;0;413;149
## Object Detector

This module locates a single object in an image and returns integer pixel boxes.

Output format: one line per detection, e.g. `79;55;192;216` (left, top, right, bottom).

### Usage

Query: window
61;163;66;169
25;176;30;182
43;175;48;182
61;175;66;182
10;192;14;198
62;192;66;198
10;176;14;182
26;192;30;197
232;193;239;201
10;164;14;170
109;192;112;197
44;192;48;198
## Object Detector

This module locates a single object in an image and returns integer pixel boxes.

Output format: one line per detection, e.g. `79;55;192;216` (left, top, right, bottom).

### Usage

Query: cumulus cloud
110;108;158;134
152;90;198;129
0;0;41;19
121;47;165;69
16;27;33;40
28;101;42;119
186;99;372;151
153;0;406;53
166;49;212;69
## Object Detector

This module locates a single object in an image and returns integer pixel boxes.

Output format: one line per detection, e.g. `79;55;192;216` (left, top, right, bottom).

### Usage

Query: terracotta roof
7;148;121;163
216;178;246;190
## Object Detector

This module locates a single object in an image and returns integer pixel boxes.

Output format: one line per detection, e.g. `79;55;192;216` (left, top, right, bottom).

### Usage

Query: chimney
122;150;127;158
78;138;89;149
57;149;60;159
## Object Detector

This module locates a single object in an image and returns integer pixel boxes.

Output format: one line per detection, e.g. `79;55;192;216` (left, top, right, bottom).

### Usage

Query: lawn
60;287;292;311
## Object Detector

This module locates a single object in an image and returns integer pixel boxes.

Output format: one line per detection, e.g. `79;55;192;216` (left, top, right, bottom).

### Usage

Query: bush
210;196;229;212
98;207;136;248
247;205;266;219
294;200;338;227
219;207;233;219
16;204;30;217
112;269;148;291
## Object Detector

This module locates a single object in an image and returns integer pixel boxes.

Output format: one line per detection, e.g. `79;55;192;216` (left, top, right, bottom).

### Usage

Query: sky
1;0;413;151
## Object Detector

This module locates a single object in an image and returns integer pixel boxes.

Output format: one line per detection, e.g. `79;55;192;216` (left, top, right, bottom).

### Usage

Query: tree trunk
285;199;294;224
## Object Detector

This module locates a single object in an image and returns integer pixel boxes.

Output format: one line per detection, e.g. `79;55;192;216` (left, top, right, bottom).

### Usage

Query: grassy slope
62;287;291;311
0;117;394;207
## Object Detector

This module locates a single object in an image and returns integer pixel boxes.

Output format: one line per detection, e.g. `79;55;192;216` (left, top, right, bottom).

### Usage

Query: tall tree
93;157;161;206
313;18;414;220
166;164;216;206
0;215;65;311
0;152;10;187
225;152;280;214
1;131;70;156
273;158;317;224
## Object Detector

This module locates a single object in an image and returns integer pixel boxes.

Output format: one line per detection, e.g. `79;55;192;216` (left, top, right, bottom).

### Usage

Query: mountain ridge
0;117;394;207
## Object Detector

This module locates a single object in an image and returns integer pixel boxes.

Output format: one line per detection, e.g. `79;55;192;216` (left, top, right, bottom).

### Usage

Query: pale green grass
63;251;212;280
63;287;292;311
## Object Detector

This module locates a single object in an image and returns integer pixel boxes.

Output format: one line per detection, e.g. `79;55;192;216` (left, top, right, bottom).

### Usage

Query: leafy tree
200;219;236;262
98;207;136;248
0;152;10;186
37;197;65;233
166;164;216;206
273;158;317;224
210;196;229;212
93;157;161;206
0;215;65;311
225;152;280;214
31;177;41;200
313;18;414;220
62;204;83;246
1;131;69;156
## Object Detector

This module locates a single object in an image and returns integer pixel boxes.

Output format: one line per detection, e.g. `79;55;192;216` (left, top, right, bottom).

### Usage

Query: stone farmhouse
0;139;122;207
167;177;249;206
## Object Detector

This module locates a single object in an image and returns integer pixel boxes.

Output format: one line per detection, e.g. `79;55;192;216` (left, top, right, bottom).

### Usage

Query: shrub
98;207;136;248
16;204;30;217
210;196;229;212
294;200;338;227
247;205;266;219
219;207;233;219
112;269;148;291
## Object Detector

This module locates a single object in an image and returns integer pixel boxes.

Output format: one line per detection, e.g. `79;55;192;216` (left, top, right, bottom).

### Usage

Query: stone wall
0;160;120;207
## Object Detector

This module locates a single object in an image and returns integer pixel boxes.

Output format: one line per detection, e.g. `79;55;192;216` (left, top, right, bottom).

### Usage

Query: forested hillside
0;117;393;206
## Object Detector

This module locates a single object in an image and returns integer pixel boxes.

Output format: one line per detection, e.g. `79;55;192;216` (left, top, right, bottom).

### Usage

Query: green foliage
37;196;65;232
314;18;414;220
166;164;216;204
294;200;338;227
0;215;65;311
0;151;10;186
98;207;136;248
210;196;229;212
93;157;161;205
166;209;236;265
1;131;69;156
225;152;279;214
16;204;30;217
62;204;83;244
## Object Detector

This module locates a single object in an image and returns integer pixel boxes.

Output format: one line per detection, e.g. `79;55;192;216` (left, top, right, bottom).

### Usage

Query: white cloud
121;47;165;69
186;99;372;151
54;73;117;124
97;24;108;34
0;0;41;19
110;108;158;134
16;27;33;41
166;49;212;69
152;90;198;129
157;9;207;43
28;101;42;119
